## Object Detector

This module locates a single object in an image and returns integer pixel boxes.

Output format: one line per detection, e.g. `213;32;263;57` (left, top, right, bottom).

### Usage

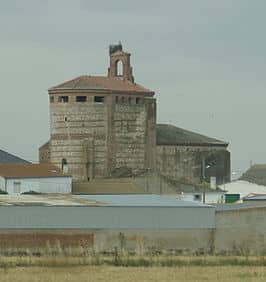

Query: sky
1;0;266;178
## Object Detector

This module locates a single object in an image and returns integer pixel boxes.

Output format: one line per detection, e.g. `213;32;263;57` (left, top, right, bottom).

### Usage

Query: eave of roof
0;164;70;178
48;75;154;95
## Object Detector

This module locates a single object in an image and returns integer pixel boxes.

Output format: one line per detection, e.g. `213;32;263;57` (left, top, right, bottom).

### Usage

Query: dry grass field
0;265;265;282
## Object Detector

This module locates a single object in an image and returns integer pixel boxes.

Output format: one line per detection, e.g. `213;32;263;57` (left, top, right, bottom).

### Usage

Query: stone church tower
39;43;156;181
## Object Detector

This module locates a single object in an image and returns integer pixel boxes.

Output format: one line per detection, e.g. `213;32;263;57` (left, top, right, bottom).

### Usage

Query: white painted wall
177;192;224;204
5;177;72;195
0;177;5;191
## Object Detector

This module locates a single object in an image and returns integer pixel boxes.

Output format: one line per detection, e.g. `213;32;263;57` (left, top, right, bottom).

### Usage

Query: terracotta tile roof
0;164;70;178
49;75;154;95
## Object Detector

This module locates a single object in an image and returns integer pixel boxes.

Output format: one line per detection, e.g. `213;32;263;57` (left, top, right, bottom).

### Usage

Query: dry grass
0;266;265;282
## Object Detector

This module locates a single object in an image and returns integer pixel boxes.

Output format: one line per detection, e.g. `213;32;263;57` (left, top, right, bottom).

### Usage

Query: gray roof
240;164;266;186
243;195;266;201
215;203;266;211
157;124;228;147
76;194;213;208
0;149;30;164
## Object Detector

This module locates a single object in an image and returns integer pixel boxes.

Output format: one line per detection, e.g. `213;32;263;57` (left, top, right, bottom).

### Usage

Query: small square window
59;96;69;103
76;96;87;102
94;96;104;103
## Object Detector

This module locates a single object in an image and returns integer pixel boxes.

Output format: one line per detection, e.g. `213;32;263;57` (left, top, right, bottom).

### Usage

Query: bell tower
108;42;134;83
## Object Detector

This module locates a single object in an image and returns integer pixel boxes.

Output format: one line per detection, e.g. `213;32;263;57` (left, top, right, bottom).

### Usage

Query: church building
40;43;230;186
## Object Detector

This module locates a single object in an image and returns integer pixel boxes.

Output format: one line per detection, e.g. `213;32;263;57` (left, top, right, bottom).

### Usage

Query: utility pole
202;157;206;204
159;174;162;195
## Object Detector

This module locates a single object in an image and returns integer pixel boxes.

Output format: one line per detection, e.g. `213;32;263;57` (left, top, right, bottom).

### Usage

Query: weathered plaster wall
215;207;266;254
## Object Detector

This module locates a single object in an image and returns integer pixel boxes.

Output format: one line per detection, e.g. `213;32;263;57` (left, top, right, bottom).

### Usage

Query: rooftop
0;164;69;178
76;194;213;207
0;149;30;164
49;75;154;95
156;124;228;146
0;194;213;208
240;164;266;186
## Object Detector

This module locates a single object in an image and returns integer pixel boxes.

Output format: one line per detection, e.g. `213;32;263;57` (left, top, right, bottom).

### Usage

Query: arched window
61;158;68;173
116;60;123;76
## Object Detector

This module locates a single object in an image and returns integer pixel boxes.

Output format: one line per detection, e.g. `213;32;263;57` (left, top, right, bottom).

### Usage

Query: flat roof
0;194;213;208
76;194;213;207
215;203;266;211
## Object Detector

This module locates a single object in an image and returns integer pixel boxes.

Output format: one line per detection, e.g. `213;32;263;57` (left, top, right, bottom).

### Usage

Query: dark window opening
94;96;104;103
136;97;140;104
59;96;69;103
61;158;68;173
194;194;202;202
115;96;119;103
76;96;87;102
121;96;125;103
64;116;68;122
50;96;54;103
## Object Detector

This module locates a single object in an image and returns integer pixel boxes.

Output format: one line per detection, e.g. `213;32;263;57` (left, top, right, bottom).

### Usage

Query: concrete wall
215;207;266;254
0;205;265;254
93;229;213;252
0;206;215;229
5;177;71;194
156;145;230;185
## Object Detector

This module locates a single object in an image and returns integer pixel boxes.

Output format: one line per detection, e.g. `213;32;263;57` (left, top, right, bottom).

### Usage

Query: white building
177;191;225;204
0;164;72;195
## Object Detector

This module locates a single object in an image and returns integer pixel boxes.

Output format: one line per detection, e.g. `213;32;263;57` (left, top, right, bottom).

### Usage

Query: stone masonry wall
112;97;156;173
49;94;108;181
49;93;156;181
156;146;230;185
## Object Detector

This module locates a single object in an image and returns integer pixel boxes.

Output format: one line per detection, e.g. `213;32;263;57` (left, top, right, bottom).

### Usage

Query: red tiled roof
49;76;154;95
0;164;70;178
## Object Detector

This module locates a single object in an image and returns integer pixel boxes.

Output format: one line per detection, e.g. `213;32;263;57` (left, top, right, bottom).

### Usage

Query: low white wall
178;193;224;204
0;177;5;191
5;177;72;194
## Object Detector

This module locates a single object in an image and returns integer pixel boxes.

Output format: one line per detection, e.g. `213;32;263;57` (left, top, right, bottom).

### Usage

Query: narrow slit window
76;96;87;102
59;96;69;103
50;96;54;103
94;96;104;103
136;97;140;104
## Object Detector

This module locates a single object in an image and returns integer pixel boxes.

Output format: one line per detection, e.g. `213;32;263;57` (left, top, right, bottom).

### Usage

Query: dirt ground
0;266;265;282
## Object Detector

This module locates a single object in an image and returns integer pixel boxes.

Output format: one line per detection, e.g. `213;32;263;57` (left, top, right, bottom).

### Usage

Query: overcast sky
1;0;266;177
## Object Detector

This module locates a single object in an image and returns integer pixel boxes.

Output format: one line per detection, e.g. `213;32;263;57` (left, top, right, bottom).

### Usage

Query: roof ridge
156;124;228;146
